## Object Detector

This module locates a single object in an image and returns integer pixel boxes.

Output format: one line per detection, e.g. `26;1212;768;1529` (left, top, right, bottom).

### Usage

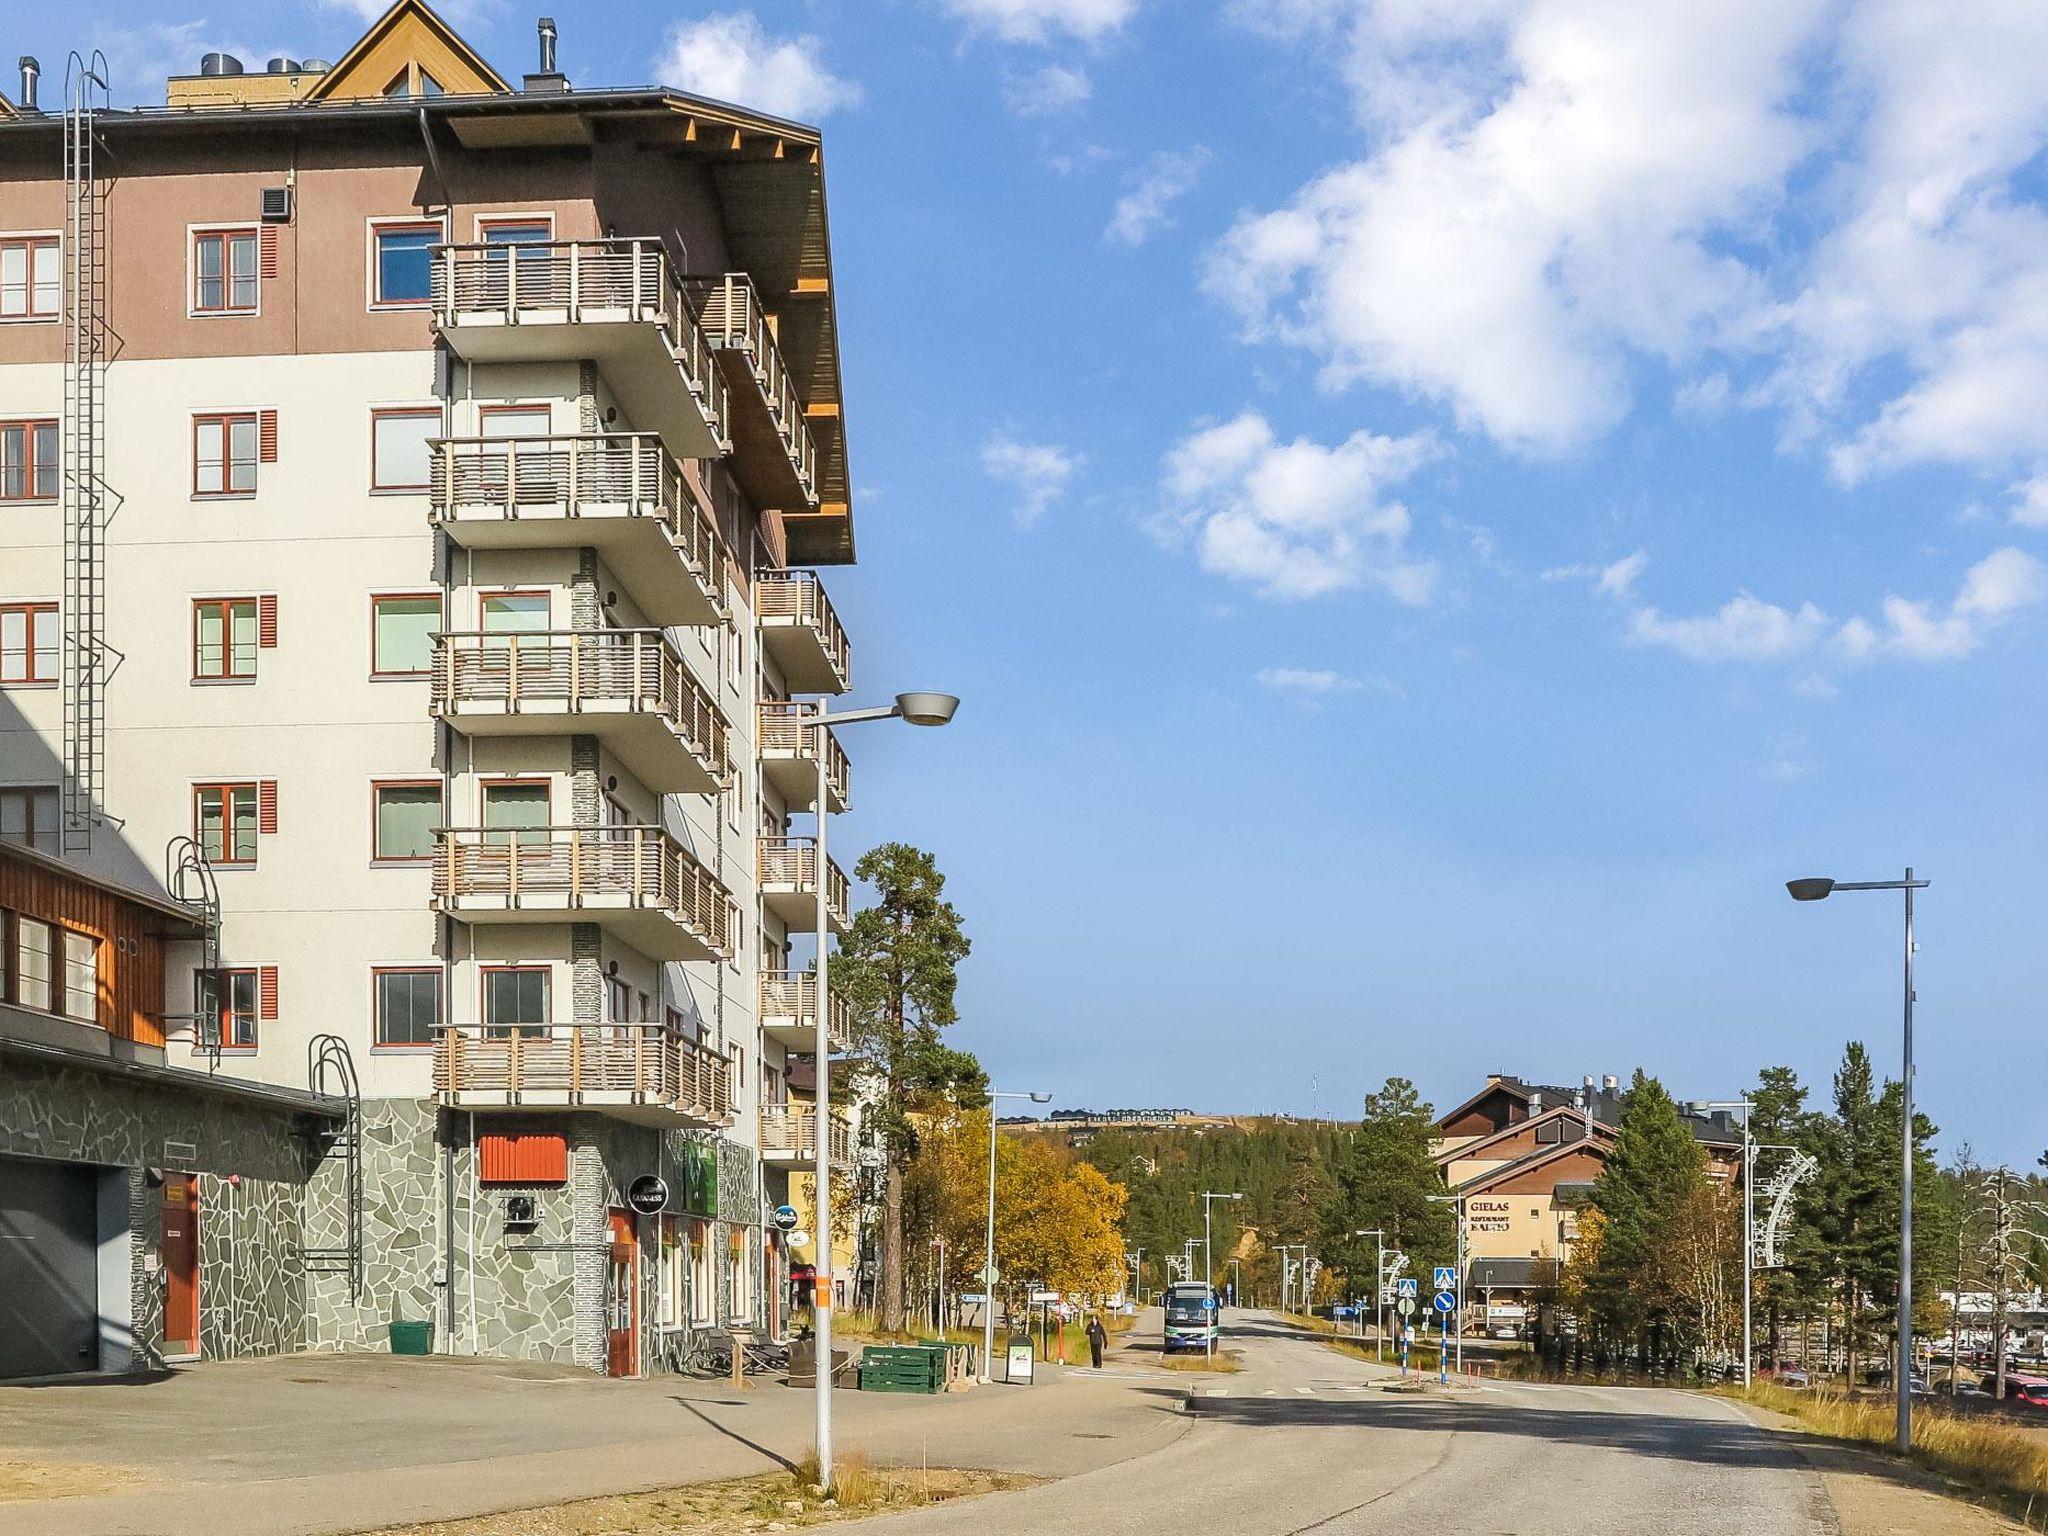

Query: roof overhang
0;1031;342;1119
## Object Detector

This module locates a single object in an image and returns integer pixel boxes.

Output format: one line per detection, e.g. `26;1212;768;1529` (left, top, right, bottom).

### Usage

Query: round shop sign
627;1175;669;1216
774;1203;800;1232
787;1229;812;1248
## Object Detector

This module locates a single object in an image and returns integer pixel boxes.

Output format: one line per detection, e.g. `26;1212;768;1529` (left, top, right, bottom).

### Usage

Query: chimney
525;16;567;93
17;56;40;112
1527;1091;1543;1115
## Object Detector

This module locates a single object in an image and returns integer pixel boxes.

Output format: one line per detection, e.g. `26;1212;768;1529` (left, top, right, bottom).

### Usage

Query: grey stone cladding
304;1097;442;1350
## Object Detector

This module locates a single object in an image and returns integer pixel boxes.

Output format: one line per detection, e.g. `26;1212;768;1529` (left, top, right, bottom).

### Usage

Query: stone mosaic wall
197;1169;304;1358
304;1097;442;1351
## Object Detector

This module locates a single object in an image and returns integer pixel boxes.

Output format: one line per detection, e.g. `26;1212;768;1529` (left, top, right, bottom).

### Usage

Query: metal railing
433;1022;731;1119
755;571;850;688
433;630;730;783
756;700;849;805
430;238;729;438
428;434;726;606
760;1105;854;1163
433;825;735;955
758;835;850;927
689;272;820;505
759;970;852;1049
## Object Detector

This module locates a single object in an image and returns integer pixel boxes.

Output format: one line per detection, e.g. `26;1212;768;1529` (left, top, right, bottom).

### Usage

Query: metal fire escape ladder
161;835;223;1068
61;53;123;853
303;1035;365;1303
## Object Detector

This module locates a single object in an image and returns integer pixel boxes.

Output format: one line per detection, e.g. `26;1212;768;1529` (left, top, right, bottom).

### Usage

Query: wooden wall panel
0;855;174;1048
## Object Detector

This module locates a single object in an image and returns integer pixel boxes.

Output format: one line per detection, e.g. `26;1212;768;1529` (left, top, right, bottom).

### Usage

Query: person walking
1086;1312;1109;1370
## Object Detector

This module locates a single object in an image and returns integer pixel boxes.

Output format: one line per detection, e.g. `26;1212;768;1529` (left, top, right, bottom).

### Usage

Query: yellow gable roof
307;0;510;102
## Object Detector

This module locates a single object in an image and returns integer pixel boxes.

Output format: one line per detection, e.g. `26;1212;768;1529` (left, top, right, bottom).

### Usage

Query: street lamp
807;693;958;1485
1786;867;1928;1455
1427;1194;1467;1377
1354;1229;1387;1358
1198;1192;1242;1361
1693;1098;1755;1389
979;1089;1052;1383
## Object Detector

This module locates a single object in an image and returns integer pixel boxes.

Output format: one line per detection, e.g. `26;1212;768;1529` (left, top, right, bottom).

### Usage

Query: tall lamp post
1786;868;1926;1454
1198;1192;1243;1361
1693;1098;1755;1388
979;1089;1052;1382
807;692;957;1486
1355;1229;1387;1357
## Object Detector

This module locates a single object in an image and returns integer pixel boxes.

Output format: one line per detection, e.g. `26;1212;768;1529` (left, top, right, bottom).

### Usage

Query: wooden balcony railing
428;433;726;607
689;273;820;506
757;701;850;808
755;571;850;690
433;1022;731;1120
760;1105;854;1164
433;630;730;783
758;970;852;1050
433;825;735;955
430;238;729;438
758;836;850;928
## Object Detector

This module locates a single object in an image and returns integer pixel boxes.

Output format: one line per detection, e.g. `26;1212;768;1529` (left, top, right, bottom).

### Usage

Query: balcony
760;1105;853;1168
433;630;731;795
755;571;850;694
433;1024;731;1128
758;971;851;1053
756;701;849;814
757;836;850;935
428;434;726;626
433;826;736;962
430;239;729;460
690;274;821;514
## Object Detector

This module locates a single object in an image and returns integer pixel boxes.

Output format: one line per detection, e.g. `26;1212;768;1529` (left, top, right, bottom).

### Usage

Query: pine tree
1815;1042;1890;1380
1320;1077;1454;1293
1586;1070;1710;1362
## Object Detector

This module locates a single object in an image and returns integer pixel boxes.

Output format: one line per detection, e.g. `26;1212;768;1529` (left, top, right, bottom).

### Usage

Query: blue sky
38;0;2048;1166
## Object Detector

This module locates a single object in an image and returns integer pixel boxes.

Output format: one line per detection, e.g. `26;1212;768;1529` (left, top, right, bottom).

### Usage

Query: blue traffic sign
1433;1290;1457;1314
1395;1278;1418;1299
1203;1296;1216;1310
1433;1266;1457;1291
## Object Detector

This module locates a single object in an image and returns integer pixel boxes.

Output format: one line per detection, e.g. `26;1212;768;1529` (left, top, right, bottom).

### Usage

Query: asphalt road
875;1309;1840;1535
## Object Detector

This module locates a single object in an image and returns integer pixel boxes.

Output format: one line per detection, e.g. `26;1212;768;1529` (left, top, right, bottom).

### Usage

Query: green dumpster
388;1319;433;1356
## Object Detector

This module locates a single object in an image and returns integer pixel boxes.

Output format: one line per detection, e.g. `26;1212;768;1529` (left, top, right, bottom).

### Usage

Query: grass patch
1726;1382;2048;1529
1158;1351;1244;1374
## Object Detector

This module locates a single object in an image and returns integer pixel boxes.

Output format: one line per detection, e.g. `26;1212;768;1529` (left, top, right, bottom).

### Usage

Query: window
371;219;442;307
193;598;258;681
0;786;59;849
371;593;438;676
194;412;258;496
0;235;59;321
61;930;97;1022
482;966;548;1040
374;968;441;1048
0;419;57;500
383;65;444;97
195;783;259;865
1;603;58;685
15;918;54;1011
690;1218;715;1325
481;781;550;846
201;968;260;1049
479;404;552;439
373;780;441;862
370;407;439;492
193;228;259;315
607;975;633;1025
727;1228;750;1324
481;591;550;634
659;1216;682;1329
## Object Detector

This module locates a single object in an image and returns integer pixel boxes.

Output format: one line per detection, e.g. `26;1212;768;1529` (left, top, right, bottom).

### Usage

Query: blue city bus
1163;1281;1220;1352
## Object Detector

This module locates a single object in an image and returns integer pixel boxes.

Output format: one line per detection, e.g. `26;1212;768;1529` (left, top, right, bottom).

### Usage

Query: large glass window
195;783;259;865
371;594;438;676
0;420;57;500
372;220;441;307
193;228;259;314
193;598;258;680
0;236;60;320
194;413;259;496
371;407;439;492
1;603;58;684
373;781;441;862
483;966;548;1039
375;968;441;1047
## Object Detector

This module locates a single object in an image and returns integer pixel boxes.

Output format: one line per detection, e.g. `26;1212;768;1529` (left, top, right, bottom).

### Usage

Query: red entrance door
605;1211;638;1377
162;1175;200;1358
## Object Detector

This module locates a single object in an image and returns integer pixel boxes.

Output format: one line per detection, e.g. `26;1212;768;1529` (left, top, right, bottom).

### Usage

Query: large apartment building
0;0;861;1377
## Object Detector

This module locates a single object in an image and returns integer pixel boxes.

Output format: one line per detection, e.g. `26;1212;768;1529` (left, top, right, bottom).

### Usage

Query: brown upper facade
0;0;853;563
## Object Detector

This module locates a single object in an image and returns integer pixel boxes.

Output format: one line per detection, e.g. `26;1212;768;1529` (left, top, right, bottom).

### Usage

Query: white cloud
95;20;273;104
937;0;1137;45
1004;63;1092;116
1106;148;1211;247
1627;593;1831;663
1156;410;1440;602
1256;667;1366;697
1757;731;1819;784
656;12;861;122
1596;551;1648;599
1789;672;1839;700
2009;475;2048;528
981;434;1079;529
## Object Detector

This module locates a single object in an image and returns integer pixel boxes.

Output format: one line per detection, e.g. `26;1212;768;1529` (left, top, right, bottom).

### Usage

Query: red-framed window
370;218;444;308
371;779;442;863
192;597;263;681
194;781;270;865
192;227;259;315
0;235;59;321
194;412;260;497
198;965;272;1050
370;406;440;492
1;603;58;685
481;965;549;1040
373;967;441;1048
0;419;58;500
0;785;59;849
370;592;439;677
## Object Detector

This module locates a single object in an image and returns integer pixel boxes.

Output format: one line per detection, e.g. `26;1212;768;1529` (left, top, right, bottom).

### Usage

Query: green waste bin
388;1319;433;1356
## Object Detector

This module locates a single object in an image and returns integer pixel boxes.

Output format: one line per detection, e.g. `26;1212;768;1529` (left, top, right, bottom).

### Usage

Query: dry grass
1729;1382;2048;1529
0;1457;146;1503
1158;1350;1244;1374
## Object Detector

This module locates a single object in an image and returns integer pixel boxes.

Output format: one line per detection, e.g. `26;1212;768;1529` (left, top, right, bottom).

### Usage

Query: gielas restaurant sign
1468;1199;1513;1234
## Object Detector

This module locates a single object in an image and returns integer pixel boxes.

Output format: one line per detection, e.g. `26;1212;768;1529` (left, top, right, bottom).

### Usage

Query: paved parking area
0;1342;1186;1536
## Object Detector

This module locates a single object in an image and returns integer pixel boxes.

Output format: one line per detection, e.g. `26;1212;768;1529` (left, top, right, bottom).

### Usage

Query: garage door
0;1157;99;1378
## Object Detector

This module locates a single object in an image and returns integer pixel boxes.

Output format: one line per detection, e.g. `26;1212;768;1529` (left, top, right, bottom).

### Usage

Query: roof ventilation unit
16;56;39;113
266;57;301;75
199;52;245;77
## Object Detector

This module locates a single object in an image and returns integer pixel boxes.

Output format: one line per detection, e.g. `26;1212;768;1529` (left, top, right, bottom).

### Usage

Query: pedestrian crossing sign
1433;1266;1457;1291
